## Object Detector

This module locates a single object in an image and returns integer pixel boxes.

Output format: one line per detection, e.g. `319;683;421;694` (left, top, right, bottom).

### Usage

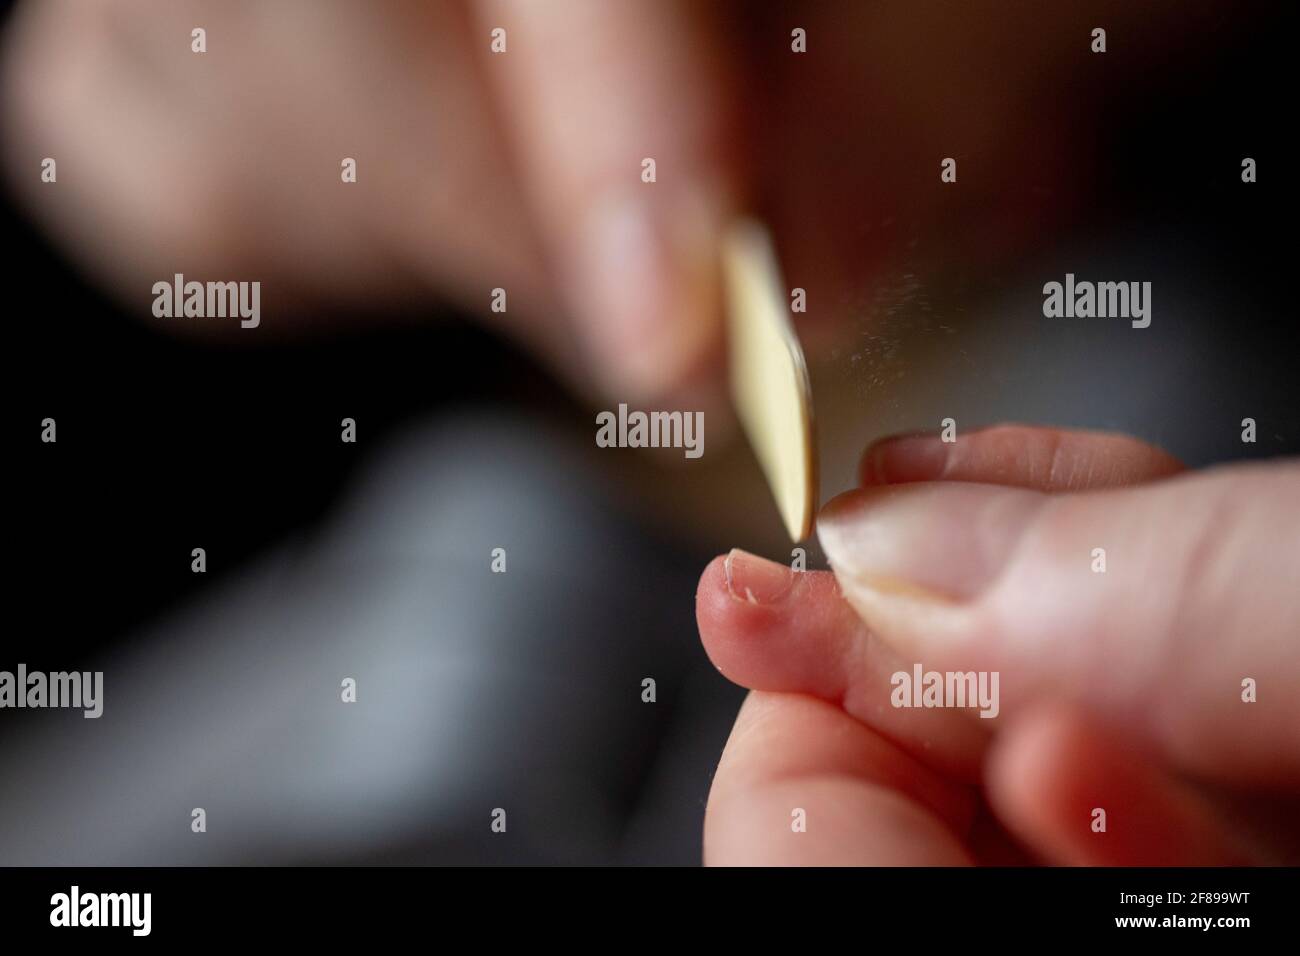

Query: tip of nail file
723;219;817;543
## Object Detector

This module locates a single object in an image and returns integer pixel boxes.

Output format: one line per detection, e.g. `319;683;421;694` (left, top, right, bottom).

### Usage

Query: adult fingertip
569;183;727;402
818;483;1047;607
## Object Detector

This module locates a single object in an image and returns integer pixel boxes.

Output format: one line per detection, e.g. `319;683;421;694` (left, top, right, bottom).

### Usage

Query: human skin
697;425;1300;865
0;0;1223;407
3;2;1288;866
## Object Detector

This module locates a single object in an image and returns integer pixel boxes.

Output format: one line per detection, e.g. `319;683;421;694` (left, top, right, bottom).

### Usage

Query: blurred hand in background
1;0;1219;405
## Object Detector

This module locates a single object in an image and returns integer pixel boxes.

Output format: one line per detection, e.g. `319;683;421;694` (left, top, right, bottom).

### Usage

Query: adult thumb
817;460;1300;786
474;0;739;402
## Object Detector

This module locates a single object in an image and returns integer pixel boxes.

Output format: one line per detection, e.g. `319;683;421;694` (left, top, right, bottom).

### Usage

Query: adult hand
0;0;735;402
697;426;1299;864
2;1;1213;404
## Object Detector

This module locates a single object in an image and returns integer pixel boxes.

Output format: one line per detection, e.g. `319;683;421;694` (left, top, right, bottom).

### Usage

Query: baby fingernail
724;548;794;606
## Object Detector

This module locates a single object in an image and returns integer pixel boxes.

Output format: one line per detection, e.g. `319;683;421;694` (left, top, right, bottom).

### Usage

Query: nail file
723;219;817;542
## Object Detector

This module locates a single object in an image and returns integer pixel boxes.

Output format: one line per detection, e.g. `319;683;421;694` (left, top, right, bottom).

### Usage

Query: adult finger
474;0;739;402
860;425;1184;491
818;459;1300;786
986;704;1255;865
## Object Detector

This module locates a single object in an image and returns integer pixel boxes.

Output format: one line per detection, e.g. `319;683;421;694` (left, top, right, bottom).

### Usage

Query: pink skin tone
698;425;1300;865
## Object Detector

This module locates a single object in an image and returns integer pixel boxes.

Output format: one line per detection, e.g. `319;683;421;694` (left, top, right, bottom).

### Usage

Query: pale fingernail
724;548;794;606
817;485;1046;604
569;186;722;401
